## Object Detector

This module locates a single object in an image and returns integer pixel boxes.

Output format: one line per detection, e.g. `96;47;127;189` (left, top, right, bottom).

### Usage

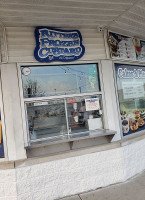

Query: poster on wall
115;63;145;136
34;27;85;62
108;32;136;60
0;111;4;158
133;38;145;61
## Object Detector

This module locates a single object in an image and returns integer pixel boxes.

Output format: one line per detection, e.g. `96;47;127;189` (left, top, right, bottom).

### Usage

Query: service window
20;64;105;146
115;63;145;136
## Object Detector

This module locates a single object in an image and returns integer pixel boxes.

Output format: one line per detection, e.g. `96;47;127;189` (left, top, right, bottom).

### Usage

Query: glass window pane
21;64;100;98
115;64;145;136
26;99;67;141
66;95;103;134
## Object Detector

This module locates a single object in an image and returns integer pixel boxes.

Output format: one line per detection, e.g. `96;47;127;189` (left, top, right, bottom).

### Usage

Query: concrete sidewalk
59;170;145;200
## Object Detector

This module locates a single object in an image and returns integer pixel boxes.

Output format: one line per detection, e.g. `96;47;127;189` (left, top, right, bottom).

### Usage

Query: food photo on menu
121;110;145;136
108;32;136;60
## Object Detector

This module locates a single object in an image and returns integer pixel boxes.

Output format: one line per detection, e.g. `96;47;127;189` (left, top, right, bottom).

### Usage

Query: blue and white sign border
34;26;85;62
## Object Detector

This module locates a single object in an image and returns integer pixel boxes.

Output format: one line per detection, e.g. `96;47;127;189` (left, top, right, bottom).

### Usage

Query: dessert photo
130;121;138;131
137;118;145;127
121;109;145;135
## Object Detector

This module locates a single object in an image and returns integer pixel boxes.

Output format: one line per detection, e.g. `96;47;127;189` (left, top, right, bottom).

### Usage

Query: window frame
113;61;145;139
17;61;108;147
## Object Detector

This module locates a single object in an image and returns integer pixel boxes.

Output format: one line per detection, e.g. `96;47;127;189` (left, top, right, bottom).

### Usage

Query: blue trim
0;142;4;158
34;27;85;62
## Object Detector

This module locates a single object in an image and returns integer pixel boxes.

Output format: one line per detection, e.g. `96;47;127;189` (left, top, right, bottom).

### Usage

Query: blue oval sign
34;27;85;62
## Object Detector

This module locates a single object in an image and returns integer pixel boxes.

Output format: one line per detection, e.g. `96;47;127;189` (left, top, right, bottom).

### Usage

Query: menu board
133;38;145;61
115;63;145;137
108;32;136;60
122;82;144;99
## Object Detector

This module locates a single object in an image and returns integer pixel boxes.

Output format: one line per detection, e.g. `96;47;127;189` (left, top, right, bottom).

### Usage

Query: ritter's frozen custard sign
34;27;85;62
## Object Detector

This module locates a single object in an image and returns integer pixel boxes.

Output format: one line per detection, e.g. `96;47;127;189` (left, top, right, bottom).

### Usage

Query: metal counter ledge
25;129;116;149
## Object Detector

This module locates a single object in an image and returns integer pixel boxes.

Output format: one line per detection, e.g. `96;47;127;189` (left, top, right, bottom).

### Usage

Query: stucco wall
16;147;124;200
1;137;145;200
0;167;17;200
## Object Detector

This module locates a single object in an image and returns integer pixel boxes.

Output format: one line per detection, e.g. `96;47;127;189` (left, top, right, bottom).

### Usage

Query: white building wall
1;26;143;200
5;27;106;63
0;63;26;161
0;27;115;162
16;147;124;200
101;60;121;141
1;137;145;200
0;27;122;163
0;163;17;200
